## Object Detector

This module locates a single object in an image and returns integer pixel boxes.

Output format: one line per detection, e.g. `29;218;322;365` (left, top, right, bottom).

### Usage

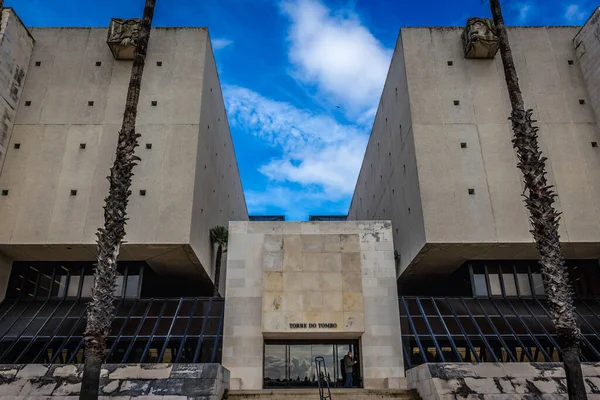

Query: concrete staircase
225;388;420;400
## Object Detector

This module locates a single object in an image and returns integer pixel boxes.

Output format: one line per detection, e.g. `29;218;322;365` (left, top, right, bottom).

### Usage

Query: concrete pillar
0;253;13;301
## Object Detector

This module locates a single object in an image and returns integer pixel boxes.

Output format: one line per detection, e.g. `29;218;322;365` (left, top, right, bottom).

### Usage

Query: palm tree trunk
489;1;586;399
79;1;156;399
213;244;223;297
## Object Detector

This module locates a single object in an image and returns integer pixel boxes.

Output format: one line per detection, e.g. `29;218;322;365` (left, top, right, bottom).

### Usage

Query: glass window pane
489;273;502;296
474;275;488;297
114;276;124;297
503;274;517;296
532;274;545;296
125;276;139;298
517;274;532;296
53;276;68;298
81;276;94;297
67;276;80;297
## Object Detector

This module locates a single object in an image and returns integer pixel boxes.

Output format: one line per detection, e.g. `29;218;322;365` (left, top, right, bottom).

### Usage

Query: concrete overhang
399;241;600;282
0;243;212;282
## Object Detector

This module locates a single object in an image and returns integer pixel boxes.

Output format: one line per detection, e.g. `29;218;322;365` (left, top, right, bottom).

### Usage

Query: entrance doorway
263;340;361;389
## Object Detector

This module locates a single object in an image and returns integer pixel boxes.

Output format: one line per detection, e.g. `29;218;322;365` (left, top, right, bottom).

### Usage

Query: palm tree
79;1;156;399
489;1;586;399
210;226;228;297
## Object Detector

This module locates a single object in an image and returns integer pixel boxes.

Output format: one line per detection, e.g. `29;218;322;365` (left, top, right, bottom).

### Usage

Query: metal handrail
314;356;332;400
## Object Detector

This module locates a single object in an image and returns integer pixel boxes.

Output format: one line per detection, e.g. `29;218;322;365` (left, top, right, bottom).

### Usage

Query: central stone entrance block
222;221;404;390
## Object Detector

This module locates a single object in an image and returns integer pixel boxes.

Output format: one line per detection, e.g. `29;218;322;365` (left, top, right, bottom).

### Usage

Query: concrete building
2;5;600;400
349;9;600;283
0;9;247;301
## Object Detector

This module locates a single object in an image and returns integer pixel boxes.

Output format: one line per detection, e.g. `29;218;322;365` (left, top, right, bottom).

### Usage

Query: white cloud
212;38;233;50
564;5;587;22
225;85;368;198
518;4;531;23
280;0;392;115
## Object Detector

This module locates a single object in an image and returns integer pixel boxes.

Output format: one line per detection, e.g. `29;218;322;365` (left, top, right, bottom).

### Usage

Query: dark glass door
263;340;360;389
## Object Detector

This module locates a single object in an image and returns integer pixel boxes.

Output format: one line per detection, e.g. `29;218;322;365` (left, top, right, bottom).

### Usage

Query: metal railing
315;356;332;400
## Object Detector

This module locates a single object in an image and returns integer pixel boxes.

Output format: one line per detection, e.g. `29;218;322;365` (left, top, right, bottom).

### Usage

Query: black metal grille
308;215;347;222
249;215;286;221
399;296;600;369
0;297;224;364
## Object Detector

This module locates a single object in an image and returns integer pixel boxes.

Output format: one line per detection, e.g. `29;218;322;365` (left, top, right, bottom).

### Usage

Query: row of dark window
0;297;224;364
399;296;600;369
6;262;143;300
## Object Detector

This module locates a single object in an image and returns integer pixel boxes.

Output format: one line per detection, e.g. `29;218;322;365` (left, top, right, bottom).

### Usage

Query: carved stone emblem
107;18;141;60
461;17;500;59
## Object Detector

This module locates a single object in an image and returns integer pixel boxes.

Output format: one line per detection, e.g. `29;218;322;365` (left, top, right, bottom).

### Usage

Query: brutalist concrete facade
0;10;247;299
349;23;600;281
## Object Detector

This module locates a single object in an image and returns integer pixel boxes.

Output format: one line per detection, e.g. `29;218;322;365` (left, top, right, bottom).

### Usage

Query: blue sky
9;0;597;220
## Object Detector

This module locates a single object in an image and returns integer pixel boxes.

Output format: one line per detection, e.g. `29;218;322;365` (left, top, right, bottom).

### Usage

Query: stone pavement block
52;381;82;396
482;395;522;400
138;364;173;379
108;365;142;380
19;378;57;396
99;397;131;400
464;377;503;394
470;363;505;378
500;363;538;378
0;379;27;395
432;377;464;394
531;378;562;394
102;380;121;394
53;364;81;378
494;377;516;394
0;367;19;379
15;364;48;378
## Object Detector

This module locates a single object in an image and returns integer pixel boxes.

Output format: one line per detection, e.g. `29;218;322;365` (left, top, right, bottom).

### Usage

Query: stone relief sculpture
107;18;141;60
461;17;500;59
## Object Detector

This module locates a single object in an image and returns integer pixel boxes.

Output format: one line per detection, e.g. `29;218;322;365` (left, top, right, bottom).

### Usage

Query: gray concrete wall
0;8;33;176
222;221;403;390
351;25;600;280
189;34;248;283
348;32;425;278
0;27;247;281
407;362;600;400
575;8;600;126
0;363;229;399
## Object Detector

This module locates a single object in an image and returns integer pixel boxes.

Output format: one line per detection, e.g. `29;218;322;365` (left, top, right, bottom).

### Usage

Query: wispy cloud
225;85;368;198
280;0;392;119
212;38;233;50
564;4;587;23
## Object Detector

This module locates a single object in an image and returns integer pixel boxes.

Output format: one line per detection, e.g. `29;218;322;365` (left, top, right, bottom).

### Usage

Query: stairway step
225;388;419;400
